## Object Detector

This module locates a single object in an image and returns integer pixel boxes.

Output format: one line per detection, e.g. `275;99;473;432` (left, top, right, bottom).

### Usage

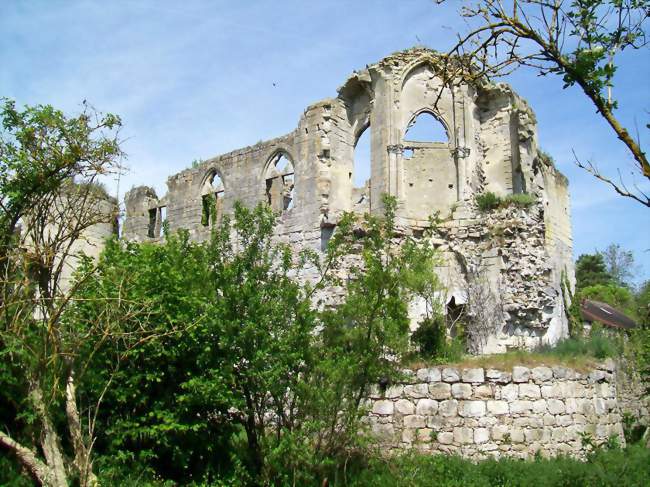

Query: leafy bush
504;193;536;207
537;326;621;360
475;191;536;212
475;191;502;211
411;316;447;357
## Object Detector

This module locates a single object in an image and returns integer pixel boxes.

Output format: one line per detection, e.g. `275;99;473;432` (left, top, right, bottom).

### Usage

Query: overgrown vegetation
342;443;650;487
475;191;536;212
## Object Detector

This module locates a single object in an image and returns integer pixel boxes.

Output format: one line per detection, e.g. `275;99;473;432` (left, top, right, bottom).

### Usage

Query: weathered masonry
124;48;574;352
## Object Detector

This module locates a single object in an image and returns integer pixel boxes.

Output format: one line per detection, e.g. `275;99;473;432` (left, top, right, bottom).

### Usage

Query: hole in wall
202;172;225;226
404;112;448;142
320;226;334;252
266;153;295;211
353;125;371;189
148;208;157;238
403;148;414;159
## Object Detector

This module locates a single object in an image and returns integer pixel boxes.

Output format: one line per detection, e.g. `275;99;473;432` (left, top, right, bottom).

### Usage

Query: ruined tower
124;48;574;352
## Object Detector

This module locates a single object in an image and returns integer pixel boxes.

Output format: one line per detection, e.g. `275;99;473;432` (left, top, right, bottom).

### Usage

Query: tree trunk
65;371;99;487
0;431;52;486
30;381;68;487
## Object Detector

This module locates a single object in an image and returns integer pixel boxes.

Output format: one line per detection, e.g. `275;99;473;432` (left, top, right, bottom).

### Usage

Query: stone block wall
367;361;627;459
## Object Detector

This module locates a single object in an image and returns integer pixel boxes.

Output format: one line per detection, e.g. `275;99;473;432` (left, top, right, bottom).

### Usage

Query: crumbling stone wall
123;47;574;350
366;361;626;459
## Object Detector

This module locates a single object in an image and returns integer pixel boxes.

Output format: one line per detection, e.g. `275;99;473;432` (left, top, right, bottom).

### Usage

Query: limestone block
426;367;442;382
442;368;461;382
487;400;509;415
510;428;525;443
416;399;438;415
519;383;541;399
542;414;556;426
372;423;395;441
460;400;486;418
429;382;452;399
524;429;543;442
462;368;485;383
385;385;404;399
532;399;547;414
405;383;429;399
556;415;573;426
416;368;431;382
475;384;493;399
395;399;415;415
452;383;472;399
552;365;570;379
600;358;616;371
453;427;474;444
577;399;595;415
597;383;611;398
541;383;564;399
486;369;510;383
593;398;606;415
500;383;519;401
512;366;530;383
474;428;490;444
510;400;533;414
439;399;459;417
372;400;394;415
572;414;587;424
417;428;433;443
491;425;509;441
565;398;578;414
402;428;416;443
404;415;426;428
551;428;566;442
588;370;606;383
547;399;565;415
438;431;454;445
478;416;498;427
531;366;553;382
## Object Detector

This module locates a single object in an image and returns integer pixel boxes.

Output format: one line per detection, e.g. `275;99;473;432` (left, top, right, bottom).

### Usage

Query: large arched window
353;125;371;189
404;112;448;143
265;152;295;211
201;170;225;226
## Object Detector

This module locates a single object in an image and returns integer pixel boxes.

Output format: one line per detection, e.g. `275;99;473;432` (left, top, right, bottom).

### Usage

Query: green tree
0;99;124;485
575;253;613;290
438;0;650;207
600;243;637;287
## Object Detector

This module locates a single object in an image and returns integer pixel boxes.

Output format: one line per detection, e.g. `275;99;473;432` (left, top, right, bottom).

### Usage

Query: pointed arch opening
352;125;371;206
201;170;225;227
404;111;448;143
265;152;295;211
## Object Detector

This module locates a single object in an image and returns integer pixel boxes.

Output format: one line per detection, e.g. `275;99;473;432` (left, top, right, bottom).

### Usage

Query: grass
475;191;536;212
406;333;620;373
340;443;650;487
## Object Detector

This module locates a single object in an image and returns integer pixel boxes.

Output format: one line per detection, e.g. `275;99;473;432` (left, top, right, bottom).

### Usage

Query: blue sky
2;0;648;282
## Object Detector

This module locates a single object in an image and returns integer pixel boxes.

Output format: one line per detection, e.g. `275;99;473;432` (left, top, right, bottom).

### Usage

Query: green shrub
411;316;447;357
475;191;502;211
504;193;536;207
475;191;536;212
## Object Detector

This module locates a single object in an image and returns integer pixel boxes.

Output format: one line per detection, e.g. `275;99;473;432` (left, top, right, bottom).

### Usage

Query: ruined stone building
123;48;574;353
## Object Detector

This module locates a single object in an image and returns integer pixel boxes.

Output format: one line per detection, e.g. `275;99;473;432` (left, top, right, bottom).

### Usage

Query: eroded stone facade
123;48;574;351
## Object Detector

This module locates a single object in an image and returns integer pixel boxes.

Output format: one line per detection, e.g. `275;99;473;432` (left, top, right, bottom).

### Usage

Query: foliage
537;326;622;360
475;191;501;211
577;283;638;319
475;191;536;212
65;195;439;486
575;253;613;290
438;0;650;207
0;99;124;486
600;243;637;287
411;315;447;357
342;443;650;487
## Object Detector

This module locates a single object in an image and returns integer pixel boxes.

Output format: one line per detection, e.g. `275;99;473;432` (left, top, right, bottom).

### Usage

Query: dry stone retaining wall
367;361;627;459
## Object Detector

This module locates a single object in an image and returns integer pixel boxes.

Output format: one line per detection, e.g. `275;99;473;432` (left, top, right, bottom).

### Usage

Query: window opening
353;126;371;189
147;208;157;238
404;112;447;142
201;172;225;227
265;153;295;211
159;206;167;236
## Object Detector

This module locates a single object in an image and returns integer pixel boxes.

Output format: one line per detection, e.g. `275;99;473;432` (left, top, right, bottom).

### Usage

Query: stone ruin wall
366;361;627;459
123;48;574;351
